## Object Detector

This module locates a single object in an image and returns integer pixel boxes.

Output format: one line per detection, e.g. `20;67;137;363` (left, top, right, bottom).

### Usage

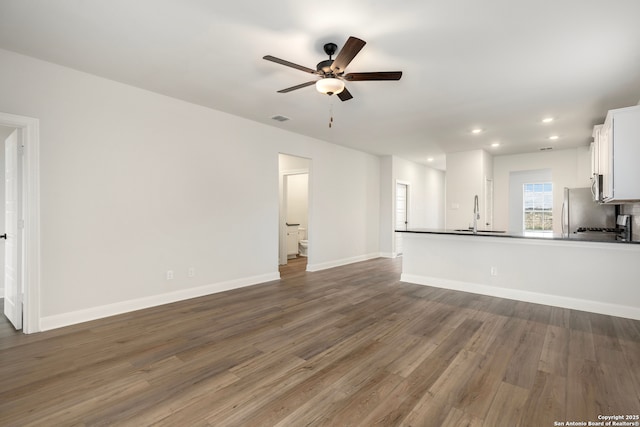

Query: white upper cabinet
591;124;603;177
601;105;640;203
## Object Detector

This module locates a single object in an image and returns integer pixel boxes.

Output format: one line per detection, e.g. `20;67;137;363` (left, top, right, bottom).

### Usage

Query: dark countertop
395;228;639;244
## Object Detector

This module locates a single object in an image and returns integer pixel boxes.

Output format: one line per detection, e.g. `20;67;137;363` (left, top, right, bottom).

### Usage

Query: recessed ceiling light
271;115;290;122
542;117;554;123
427;157;434;162
548;135;559;140
491;142;500;147
471;128;483;134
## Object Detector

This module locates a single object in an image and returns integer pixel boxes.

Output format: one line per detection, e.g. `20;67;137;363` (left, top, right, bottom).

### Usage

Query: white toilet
298;227;308;257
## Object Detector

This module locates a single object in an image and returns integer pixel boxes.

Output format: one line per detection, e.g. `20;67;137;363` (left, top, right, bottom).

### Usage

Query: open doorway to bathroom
278;154;310;270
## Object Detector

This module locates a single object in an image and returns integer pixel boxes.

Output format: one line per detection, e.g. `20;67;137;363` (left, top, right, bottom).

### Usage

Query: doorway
278;154;310;267
0;127;14;301
2;126;20;330
484;177;494;231
0;112;41;334
395;182;409;255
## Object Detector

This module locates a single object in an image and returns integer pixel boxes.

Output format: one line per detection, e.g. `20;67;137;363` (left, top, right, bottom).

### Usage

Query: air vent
540;147;553;151
271;115;290;122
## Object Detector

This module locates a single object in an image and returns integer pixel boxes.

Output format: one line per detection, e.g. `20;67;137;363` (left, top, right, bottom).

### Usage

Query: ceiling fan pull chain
329;102;334;128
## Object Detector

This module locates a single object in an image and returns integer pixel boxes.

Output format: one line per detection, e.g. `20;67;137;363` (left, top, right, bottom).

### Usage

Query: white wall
378;156;394;257
446;150;493;230
279;154;310;172
306;143;380;271
392;156;445;230
0;48;381;329
494;147;591;234
377;156;445;256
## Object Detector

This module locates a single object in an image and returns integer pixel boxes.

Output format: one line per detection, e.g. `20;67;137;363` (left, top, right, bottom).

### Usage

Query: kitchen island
397;229;640;320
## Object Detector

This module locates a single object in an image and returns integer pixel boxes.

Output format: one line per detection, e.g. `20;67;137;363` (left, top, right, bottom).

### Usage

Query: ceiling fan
263;36;402;102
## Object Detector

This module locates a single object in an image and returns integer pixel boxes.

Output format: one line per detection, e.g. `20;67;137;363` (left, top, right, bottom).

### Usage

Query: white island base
400;232;640;320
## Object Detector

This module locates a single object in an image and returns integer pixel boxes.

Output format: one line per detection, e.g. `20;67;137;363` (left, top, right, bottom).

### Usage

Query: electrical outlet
166;270;174;280
188;267;195;278
490;267;498;277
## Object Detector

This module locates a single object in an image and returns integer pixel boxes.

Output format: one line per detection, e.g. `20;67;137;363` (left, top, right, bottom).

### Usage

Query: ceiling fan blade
277;80;317;93
343;71;403;81
337;87;353;102
331;36;366;73
263;55;317;74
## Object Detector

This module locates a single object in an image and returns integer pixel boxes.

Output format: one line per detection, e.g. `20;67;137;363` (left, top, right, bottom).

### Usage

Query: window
523;183;553;232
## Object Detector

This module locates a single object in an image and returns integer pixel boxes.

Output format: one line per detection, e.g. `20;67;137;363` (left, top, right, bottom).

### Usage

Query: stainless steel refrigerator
562;187;616;240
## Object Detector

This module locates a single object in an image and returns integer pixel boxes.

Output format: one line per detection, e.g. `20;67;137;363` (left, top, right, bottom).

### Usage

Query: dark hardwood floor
1;257;639;426
278;255;307;279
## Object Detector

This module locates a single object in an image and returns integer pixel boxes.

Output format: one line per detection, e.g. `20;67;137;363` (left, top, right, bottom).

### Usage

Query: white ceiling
1;0;640;170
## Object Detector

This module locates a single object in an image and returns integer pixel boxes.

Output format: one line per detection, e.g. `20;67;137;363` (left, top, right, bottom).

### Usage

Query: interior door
395;183;408;255
4;130;21;330
484;178;493;230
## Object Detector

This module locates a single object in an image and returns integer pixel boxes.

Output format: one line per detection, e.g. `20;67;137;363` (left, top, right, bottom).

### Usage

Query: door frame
484;177;494;231
278;168;309;265
0;112;41;334
394;180;410;256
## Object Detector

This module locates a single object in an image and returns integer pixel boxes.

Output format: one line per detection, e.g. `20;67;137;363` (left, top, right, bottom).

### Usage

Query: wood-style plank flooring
1;257;639;426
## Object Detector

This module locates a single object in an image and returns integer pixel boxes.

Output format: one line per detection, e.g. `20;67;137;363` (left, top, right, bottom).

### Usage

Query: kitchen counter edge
395;228;639;244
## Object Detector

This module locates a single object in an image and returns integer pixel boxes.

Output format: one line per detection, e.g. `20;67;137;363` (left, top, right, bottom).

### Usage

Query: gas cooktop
576;227;618;233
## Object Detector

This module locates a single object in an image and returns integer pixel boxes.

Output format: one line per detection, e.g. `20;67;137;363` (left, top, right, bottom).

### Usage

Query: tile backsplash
620;203;640;241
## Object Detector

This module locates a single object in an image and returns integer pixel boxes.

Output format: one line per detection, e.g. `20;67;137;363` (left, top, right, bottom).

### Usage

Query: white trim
0;112;41;334
394;180;410;255
378;252;397;259
40;272;280;331
394;180;411;229
280;168;309;176
401;273;640;321
306;253;380;272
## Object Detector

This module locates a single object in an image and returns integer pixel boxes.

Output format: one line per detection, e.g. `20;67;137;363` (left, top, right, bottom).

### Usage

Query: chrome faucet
473;195;480;234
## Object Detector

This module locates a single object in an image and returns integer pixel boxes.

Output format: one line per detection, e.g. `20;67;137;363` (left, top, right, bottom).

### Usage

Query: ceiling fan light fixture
316;78;345;95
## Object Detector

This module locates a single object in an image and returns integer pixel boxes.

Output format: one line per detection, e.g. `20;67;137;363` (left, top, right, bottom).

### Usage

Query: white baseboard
378;252;397;259
306;253;381;272
401;273;640;321
40;272;280;331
